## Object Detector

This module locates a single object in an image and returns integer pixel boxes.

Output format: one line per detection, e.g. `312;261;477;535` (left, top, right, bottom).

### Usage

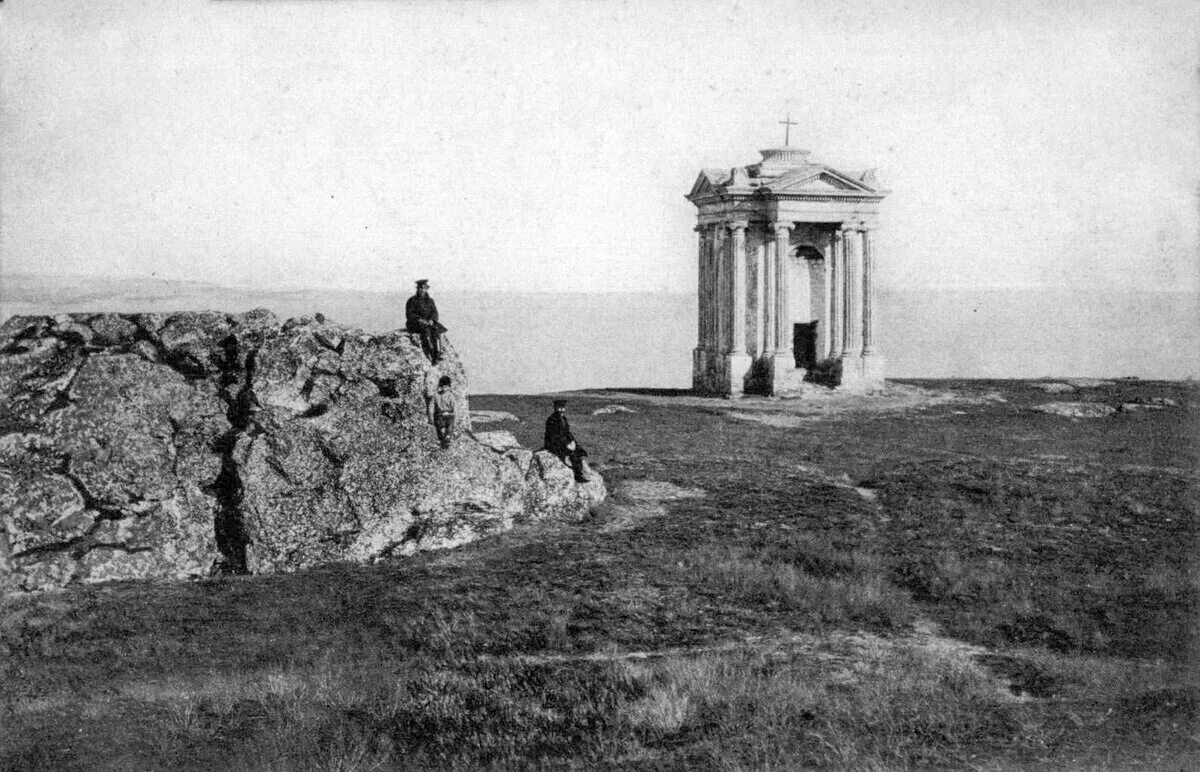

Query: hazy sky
2;0;1197;294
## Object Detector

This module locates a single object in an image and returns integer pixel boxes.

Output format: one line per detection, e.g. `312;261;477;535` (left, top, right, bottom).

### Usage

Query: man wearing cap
544;399;590;483
405;279;447;363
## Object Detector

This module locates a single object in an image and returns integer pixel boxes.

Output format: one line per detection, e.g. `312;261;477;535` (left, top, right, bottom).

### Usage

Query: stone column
692;224;714;393
821;234;834;359
858;225;885;387
714;226;728;353
729;222;748;355
763;227;777;353
772;222;792;356
829;226;844;360
703;225;717;350
861;227;876;356
694;225;706;348
842;225;864;357
763;220;801;395
754;237;766;356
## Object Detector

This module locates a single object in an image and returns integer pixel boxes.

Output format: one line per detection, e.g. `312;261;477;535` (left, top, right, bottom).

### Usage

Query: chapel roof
687;147;887;203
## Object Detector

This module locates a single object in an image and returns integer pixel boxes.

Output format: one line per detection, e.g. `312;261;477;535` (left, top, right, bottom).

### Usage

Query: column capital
771;220;793;234
727;221;749;234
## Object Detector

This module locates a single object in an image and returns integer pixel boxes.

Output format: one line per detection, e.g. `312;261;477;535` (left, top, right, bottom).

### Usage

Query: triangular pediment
765;167;879;195
686;169;731;201
797;175;854;192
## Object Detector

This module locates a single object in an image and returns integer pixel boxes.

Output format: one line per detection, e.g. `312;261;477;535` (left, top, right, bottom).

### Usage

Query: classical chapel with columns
686;143;888;396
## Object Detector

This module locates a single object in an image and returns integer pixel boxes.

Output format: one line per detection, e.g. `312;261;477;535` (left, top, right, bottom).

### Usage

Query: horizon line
3;271;1197;297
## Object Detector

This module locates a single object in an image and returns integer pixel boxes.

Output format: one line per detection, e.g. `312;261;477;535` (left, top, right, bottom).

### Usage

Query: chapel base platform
692;348;886;398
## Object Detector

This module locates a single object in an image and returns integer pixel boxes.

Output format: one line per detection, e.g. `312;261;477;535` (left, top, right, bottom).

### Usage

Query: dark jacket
405;294;447;332
544;412;586;458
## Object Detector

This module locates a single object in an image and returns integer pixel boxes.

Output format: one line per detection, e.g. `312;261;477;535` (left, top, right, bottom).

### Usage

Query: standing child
429;375;456;449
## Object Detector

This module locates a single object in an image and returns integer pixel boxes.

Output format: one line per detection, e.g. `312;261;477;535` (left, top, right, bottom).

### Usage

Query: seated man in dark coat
405;279;447;363
543;399;589;483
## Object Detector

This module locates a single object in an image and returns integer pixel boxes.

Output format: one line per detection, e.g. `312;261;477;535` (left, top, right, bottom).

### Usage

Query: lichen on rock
0;311;605;593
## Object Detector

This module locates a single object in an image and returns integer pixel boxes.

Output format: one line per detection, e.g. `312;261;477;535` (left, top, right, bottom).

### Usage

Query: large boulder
0;311;604;593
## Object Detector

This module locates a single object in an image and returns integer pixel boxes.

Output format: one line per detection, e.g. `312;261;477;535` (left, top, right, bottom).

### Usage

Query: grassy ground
2;379;1197;770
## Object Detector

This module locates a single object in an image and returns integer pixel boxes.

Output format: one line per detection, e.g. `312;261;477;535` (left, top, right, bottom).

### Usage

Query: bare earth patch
573;382;986;417
1066;378;1117;388
727;410;823;427
1032;401;1118;418
491;622;1025;703
599;479;706;532
591;404;639;415
1031;381;1078;393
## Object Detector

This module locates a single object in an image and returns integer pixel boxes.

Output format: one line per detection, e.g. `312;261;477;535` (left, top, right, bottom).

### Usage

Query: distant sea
3;274;1196;392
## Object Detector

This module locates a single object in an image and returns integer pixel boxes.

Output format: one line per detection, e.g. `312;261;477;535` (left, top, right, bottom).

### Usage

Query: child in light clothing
430;375;456;449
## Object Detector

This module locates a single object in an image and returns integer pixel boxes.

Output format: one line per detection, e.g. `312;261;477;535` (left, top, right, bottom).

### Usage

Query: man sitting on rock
405;279;447;363
428;375;456;449
544;399;590;483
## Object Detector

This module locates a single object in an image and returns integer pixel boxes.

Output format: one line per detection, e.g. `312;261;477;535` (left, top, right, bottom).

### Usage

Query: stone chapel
686;144;888;396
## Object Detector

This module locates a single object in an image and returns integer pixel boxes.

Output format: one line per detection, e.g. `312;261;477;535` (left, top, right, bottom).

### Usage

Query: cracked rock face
1;311;605;593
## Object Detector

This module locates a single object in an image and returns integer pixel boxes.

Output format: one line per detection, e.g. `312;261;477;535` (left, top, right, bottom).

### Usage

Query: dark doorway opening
793;321;818;368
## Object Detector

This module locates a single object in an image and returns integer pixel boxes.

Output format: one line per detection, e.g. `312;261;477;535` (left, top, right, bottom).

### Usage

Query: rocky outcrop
0;311;604;593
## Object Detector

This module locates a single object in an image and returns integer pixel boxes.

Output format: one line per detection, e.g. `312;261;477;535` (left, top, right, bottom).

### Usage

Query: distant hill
3;274;1197;390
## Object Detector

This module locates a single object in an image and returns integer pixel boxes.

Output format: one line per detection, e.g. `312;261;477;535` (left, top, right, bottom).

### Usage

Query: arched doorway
790;245;824;368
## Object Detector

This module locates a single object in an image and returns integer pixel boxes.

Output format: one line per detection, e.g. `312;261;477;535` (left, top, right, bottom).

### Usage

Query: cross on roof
779;113;798;146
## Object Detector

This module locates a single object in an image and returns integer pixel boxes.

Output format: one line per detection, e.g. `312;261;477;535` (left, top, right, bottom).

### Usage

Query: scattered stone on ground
795;463;854;487
1118;397;1178;412
792;463;881;503
470;410;520;424
854;487;879;502
1032;402;1117;419
1031;382;1077;394
591;404;639;416
1066;378;1117;389
0;311;606;593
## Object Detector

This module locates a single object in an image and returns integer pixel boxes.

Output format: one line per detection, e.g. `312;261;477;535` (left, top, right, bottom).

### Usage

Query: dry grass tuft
681;539;916;630
615;638;1031;769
